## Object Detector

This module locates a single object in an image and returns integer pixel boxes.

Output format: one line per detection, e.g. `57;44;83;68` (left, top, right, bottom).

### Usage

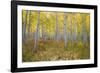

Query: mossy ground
22;39;90;62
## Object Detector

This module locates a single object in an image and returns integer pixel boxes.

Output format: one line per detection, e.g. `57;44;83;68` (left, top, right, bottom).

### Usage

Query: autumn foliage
22;10;90;62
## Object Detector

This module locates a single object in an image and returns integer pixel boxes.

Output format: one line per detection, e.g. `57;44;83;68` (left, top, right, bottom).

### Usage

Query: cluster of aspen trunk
22;10;90;49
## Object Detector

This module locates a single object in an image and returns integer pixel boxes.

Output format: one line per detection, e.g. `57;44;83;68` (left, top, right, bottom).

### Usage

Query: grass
22;39;90;62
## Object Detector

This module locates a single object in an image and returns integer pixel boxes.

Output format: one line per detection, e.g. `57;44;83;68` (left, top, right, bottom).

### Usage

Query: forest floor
22;39;90;62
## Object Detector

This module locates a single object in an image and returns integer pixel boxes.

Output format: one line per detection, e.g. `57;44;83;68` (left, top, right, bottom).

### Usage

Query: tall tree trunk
34;11;40;49
70;13;73;43
73;13;77;42
69;13;74;47
28;11;32;38
55;12;59;42
71;13;74;42
64;13;67;48
22;10;28;42
82;14;87;44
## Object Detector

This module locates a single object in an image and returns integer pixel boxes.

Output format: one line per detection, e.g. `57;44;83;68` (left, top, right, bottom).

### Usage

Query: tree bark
73;13;77;42
64;13;67;48
82;14;87;44
22;10;28;42
55;13;59;42
34;11;40;49
28;11;32;38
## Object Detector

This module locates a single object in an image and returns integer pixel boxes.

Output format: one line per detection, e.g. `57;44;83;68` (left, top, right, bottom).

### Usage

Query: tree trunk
82;14;87;44
22;10;28;42
34;11;40;49
64;13;67;48
73;13;77;42
55;13;59;42
28;11;32;38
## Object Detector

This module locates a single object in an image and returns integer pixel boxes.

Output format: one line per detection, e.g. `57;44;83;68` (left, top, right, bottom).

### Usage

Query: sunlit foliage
22;10;90;62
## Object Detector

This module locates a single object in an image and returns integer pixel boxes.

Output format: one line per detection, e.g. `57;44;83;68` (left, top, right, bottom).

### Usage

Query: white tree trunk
28;11;31;38
34;11;40;49
55;13;59;42
64;13;67;48
82;14;87;43
73;13;77;41
22;10;28;42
